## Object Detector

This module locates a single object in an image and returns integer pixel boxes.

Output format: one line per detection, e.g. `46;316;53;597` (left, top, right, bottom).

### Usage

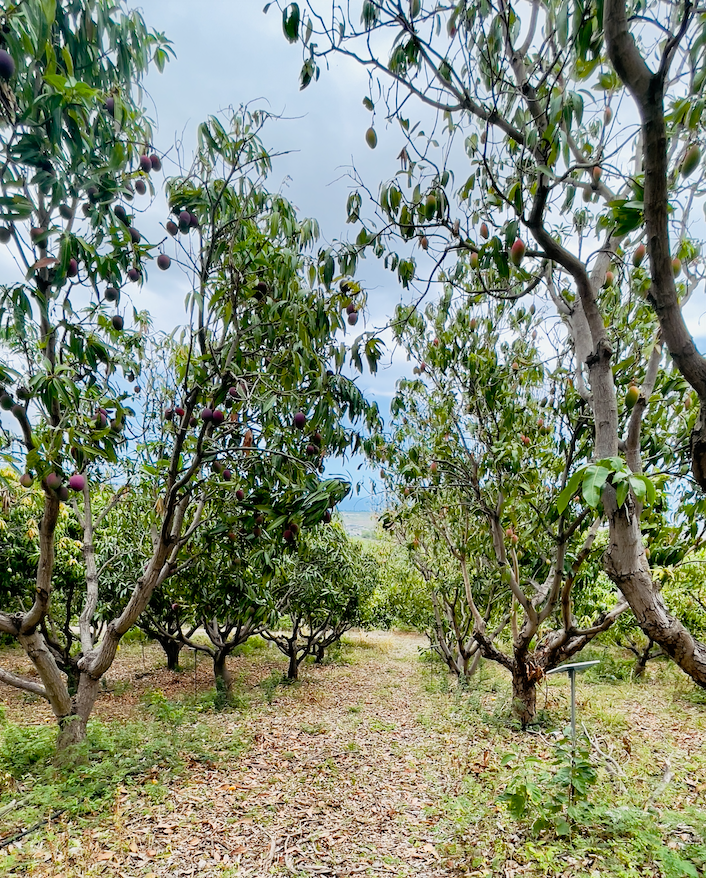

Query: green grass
0;693;247;847
420;655;706;878
0;636;703;878
231;634;272;657
0;718;199;836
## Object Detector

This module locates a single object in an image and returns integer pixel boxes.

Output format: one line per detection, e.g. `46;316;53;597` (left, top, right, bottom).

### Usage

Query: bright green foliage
558;457;655;513
141;109;378;566
0;470;83;608
500;734;598;837
264;522;379;677
279;0;706;292
359;537;432;631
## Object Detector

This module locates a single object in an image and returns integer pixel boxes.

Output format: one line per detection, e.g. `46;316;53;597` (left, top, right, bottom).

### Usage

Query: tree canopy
0;0;378;751
273;0;706;688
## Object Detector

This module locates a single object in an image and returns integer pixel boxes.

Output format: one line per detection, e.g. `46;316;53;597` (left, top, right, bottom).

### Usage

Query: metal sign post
546;660;600;738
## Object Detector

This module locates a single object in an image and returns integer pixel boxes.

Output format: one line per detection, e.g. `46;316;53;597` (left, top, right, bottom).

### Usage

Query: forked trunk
633;643;652;678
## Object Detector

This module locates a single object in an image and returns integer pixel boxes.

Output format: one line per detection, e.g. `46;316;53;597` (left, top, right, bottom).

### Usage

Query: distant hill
339;511;379;539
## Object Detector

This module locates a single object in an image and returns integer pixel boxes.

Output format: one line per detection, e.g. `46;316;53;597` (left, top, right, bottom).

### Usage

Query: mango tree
373;296;669;724
263;521;378;679
138;467;350;690
381;494;504;680
0;2;377;750
275;0;706;687
0;0;173;749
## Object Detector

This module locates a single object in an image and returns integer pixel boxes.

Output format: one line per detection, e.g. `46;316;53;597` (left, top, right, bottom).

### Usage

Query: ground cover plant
0;632;703;877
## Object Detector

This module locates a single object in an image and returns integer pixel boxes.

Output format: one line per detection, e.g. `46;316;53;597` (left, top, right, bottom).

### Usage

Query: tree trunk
159;637;183;671
56;714;88;756
605;498;706;685
287;648;299;680
511;661;537;728
55;672;100;755
633;639;655;678
464;648;482;679
213;652;233;691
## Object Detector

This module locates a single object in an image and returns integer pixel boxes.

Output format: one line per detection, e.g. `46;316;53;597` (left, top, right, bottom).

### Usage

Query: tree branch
0;667;47;700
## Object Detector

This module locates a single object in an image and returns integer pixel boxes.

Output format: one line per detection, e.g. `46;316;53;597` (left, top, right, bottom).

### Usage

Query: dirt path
27;633;461;878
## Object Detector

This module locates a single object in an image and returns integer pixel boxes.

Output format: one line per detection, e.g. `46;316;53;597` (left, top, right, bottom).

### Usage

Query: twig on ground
263;830;277;871
581;722;628;792
644;758;674;811
0;809;66;849
0;799;18;818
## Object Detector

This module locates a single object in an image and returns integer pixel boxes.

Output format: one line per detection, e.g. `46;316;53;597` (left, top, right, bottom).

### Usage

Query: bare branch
0;667;47;699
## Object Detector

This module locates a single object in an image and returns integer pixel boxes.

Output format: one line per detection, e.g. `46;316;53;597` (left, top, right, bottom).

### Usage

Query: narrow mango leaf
629;473;655;506
283;3;300;43
556;468;585;513
615;479;629;508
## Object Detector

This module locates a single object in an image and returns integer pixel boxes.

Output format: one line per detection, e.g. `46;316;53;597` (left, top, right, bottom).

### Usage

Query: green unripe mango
681;145;701;178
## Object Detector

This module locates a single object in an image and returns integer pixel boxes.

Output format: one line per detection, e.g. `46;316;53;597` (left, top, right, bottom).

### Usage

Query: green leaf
153;47;168;73
555;819;571;837
361;0;379;28
300;59;318;90
40;0;56;26
282;3;300;43
0;195;35;220
556;468;585;513
556;5;569;47
322;253;335;288
628;473;655;506
596;456;627;473
582;465;611;508
615;479;629;508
